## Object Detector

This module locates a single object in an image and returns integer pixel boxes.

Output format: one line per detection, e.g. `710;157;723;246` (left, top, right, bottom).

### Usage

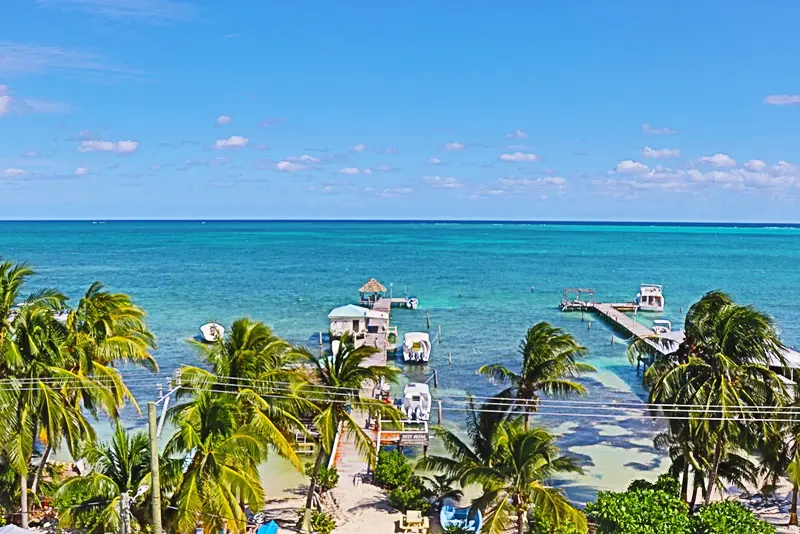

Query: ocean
2;220;799;502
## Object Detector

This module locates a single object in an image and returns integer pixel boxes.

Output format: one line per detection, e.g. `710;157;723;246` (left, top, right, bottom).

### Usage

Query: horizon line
1;218;800;227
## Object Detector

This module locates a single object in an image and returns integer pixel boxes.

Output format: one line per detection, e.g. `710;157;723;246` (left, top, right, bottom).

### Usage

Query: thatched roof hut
359;278;387;294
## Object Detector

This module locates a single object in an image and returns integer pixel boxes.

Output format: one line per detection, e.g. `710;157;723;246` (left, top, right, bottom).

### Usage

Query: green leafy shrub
305;463;339;494
443;525;473;534
691;501;775;534
310;510;336;534
585;487;692;534
374;449;414;489
388;482;432;514
627;474;681;497
529;508;584;534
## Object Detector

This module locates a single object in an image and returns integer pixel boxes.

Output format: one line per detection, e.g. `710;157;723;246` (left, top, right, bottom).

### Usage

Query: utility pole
120;492;130;534
148;402;163;534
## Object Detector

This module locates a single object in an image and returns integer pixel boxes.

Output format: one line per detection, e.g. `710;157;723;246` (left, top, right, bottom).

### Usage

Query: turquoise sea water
2;221;800;502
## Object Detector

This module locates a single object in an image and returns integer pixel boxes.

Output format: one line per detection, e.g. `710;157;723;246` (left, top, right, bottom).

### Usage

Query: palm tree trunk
301;448;326;533
689;476;700;512
704;440;724;506
523;411;529;431
791;484;798;526
20;470;29;528
680;445;689;503
31;443;52;495
516;507;525;534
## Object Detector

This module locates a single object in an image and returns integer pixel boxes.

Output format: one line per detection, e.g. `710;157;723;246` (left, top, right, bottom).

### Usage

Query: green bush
585;487;692;534
529;508;584;534
309;510;336;534
388;481;432;514
443;525;473;534
305;463;339;494
374;449;414;489
627;474;681;497
691;501;775;534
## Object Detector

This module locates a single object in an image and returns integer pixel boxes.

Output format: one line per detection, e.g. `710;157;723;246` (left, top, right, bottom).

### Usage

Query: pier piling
437;400;443;425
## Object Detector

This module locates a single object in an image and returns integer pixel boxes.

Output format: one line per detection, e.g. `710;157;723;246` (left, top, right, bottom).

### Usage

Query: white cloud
377;187;413;198
213;135;249;150
0;43;135;78
0;95;12;116
23;151;39;157
3;168;28;177
215;114;231;126
78;140;139;153
275;161;306;172
74;167;88;175
426;157;442;165
298;155;319;163
697;153;736;167
499;177;567;187
351;143;365;152
499;152;539;162
744;159;767;171
615;160;649;173
339;167;361;175
442;142;464;151
764;95;800;106
423;176;461;188
641;123;678;135
641;146;681;159
504;128;528;139
35;0;194;22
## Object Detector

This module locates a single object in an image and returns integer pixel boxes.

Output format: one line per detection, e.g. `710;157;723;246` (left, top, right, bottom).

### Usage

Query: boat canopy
403;332;430;345
328;304;388;320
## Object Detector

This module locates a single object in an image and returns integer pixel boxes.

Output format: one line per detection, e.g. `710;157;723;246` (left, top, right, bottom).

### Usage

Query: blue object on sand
440;505;482;533
256;521;278;534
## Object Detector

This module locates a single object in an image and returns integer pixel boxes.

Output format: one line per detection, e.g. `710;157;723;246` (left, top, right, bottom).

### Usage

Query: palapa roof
359;277;387;293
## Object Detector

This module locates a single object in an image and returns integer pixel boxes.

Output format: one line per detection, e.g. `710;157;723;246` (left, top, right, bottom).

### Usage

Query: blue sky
2;1;800;221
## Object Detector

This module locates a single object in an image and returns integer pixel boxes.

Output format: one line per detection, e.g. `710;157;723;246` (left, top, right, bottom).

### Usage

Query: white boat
406;297;419;310
402;332;431;363
400;383;431;421
635;284;665;312
651;319;672;335
199;322;225;343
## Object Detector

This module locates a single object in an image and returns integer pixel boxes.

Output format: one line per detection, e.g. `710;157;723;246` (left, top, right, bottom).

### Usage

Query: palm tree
422;474;463;511
55;423;152;534
178;317;311;471
635;291;790;505
417;396;515;480
478;322;595;429
296;333;401;532
0;261;65;349
463;421;586;534
165;391;268;534
0;305;95;528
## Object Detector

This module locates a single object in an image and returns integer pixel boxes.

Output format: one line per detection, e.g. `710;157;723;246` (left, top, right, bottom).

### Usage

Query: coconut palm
178;317;311;471
165;391;268;534
55;423;152;534
635;291;790;505
477;322;595;429
0;261;65;348
463;421;586;534
0;305;96;528
422;474;463;511
296;333;401;532
417;396;515;480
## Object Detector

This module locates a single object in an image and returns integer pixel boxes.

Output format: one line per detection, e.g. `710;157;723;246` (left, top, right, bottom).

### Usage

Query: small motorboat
199;322;225;343
651;319;672;335
440;505;482;533
406;296;419;310
636;283;665;312
399;383;431;421
402;332;431;363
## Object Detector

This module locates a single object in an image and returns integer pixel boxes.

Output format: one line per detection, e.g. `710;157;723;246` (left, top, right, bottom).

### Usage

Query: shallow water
3;221;799;502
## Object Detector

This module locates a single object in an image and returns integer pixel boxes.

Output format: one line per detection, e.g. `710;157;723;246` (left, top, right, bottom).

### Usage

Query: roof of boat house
328;304;388;320
359;278;387;293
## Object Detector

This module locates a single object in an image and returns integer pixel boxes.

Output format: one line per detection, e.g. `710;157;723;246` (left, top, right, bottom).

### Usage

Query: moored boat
635;283;665;312
440;505;482;533
399;383;431;421
406;296;419;310
199;322;225;343
651;319;672;335
402;332;431;363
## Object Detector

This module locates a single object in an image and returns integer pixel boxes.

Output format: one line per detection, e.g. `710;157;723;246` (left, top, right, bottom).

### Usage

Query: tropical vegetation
477;322;595;428
1;262;798;534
